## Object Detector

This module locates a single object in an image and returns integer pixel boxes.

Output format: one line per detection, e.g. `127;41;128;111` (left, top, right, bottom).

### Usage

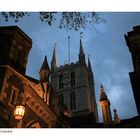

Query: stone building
0;25;98;128
125;25;140;115
51;39;98;127
0;26;69;128
1;25;140;128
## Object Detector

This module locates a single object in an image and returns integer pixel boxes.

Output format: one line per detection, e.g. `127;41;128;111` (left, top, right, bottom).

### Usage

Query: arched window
71;72;75;87
70;92;76;110
59;75;63;89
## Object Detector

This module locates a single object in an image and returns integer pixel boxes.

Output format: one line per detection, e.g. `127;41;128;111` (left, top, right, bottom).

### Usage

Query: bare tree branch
0;12;106;31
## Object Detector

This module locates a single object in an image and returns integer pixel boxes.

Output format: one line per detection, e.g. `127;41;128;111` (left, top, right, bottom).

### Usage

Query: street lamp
14;105;25;120
14;105;25;128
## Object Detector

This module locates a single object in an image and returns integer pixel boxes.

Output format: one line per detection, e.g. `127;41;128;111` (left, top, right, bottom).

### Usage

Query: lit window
71;72;75;87
70;92;76;110
59;75;63;89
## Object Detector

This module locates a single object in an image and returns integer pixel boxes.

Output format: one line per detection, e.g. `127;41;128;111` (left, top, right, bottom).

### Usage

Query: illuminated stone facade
0;26;68;128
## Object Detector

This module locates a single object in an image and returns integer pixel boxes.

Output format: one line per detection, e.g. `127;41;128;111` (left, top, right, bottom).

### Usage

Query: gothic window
59;75;63;89
70;92;76;110
9;87;18;105
71;72;75;87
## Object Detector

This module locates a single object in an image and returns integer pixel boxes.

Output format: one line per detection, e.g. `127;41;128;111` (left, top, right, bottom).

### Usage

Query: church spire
51;45;58;72
88;56;95;84
99;84;112;126
79;39;85;65
100;84;108;101
80;39;84;55
39;56;50;82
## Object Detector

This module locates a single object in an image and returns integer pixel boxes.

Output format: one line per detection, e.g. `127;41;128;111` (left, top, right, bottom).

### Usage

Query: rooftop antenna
68;36;70;64
64;60;67;65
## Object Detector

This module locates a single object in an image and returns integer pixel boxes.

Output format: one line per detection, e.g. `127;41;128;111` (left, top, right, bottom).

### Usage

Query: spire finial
113;108;120;124
99;84;109;102
100;84;104;92
40;55;50;72
51;44;58;70
53;44;57;62
79;32;85;65
88;55;92;71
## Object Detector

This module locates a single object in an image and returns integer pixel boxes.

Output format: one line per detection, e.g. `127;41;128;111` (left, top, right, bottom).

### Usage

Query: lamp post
14;105;25;128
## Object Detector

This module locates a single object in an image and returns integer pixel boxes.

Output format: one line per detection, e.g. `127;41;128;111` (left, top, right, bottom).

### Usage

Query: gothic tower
125;25;140;115
51;38;98;127
99;84;112;126
0;26;32;74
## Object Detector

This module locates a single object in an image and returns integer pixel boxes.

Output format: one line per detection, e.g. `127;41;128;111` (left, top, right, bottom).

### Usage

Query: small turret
100;84;108;102
99;84;112;126
39;56;50;82
51;46;58;72
88;57;95;85
88;57;92;71
113;109;120;124
79;39;86;65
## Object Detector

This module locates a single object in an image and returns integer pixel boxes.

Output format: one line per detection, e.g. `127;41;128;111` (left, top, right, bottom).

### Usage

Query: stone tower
0;26;32;74
51;39;98;127
125;25;140;115
99;84;112;126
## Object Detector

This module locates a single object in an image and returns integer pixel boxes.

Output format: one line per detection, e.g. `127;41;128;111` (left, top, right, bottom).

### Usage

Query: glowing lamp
14;105;25;120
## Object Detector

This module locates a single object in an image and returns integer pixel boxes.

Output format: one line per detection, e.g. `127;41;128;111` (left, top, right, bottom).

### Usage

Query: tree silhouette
1;12;106;31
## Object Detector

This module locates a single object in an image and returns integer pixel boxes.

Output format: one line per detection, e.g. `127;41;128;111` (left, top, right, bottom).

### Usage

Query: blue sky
0;12;140;122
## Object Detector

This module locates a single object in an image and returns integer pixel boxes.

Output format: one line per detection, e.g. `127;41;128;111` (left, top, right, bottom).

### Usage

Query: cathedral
0;25;140;128
0;26;99;128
